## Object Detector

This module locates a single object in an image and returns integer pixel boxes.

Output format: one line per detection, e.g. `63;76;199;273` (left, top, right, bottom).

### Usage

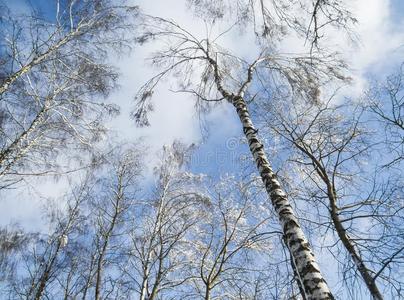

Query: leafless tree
1;145;143;300
0;0;138;186
0;141;309;299
132;8;351;296
120;142;208;300
0;226;31;288
181;176;287;300
259;93;403;299
81;147;142;300
186;0;356;50
364;63;404;168
3;172;93;300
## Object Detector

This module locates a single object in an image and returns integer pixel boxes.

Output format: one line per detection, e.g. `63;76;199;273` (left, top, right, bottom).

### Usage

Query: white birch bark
205;54;334;298
229;95;334;299
133;18;337;299
275;112;385;299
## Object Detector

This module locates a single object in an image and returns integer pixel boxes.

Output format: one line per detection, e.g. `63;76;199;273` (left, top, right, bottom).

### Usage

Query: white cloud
0;1;402;298
342;0;404;96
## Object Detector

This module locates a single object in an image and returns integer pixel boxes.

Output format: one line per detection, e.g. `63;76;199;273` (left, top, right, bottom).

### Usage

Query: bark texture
0;102;49;174
230;95;334;299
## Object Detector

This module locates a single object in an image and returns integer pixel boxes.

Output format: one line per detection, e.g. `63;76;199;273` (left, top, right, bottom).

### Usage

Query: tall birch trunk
139;267;150;300
229;95;333;299
0;104;48;168
94;174;124;300
32;254;57;300
136;36;336;299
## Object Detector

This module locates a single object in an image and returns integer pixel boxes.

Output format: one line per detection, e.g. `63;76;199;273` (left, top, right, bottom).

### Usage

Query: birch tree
259;94;403;299
122;142;208;300
0;0;138;185
182;176;284;300
132;2;353;295
80;147;142;300
1;146;143;300
3;175;92;300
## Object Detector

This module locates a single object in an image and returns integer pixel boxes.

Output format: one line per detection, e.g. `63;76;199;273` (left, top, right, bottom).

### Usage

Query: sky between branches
0;1;403;287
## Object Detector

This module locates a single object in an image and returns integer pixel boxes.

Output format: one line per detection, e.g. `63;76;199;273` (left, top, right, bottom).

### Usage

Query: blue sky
391;0;404;22
2;0;403;222
0;0;403;296
1;0;403;229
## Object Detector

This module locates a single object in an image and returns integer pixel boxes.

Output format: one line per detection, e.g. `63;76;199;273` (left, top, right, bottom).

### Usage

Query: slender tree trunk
0;66;31;95
95;181;123;300
292;139;384;300
0;104;48;168
81;253;96;300
63;271;72;300
0;30;80;96
33;242;62;300
141;184;168;300
32;200;81;299
204;284;211;300
148;250;163;300
229;95;334;299
139;267;149;300
327;185;383;300
94;246;105;300
34;268;51;300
